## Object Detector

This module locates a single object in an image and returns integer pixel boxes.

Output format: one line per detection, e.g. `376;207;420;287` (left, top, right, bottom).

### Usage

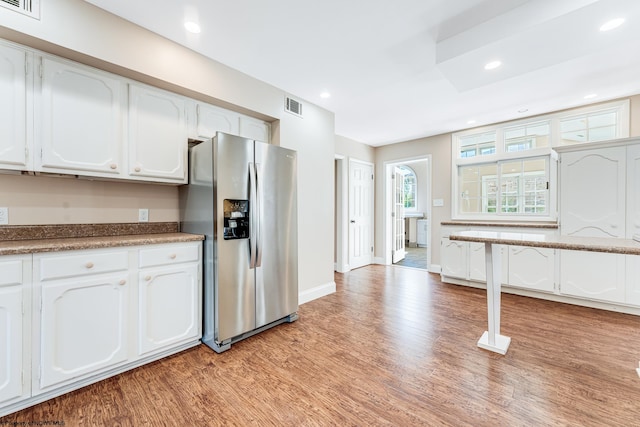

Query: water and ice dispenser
223;199;250;240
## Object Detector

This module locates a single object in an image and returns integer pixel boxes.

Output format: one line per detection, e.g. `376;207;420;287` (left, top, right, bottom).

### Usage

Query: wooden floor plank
3;265;640;426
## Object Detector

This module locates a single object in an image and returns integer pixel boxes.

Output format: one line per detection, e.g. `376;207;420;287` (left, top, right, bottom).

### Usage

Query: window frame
451;99;629;221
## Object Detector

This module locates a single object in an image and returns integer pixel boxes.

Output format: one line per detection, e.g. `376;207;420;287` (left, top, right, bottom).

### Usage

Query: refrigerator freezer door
215;133;256;342
254;142;299;327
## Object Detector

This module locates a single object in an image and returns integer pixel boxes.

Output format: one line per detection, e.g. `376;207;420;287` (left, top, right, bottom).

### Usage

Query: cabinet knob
170;253;177;259
145;275;152;281
85;262;94;269
135;166;141;173
110;163;118;170
119;279;126;286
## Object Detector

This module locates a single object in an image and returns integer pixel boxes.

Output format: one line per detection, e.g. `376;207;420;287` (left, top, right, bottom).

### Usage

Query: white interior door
392;167;406;263
349;159;374;270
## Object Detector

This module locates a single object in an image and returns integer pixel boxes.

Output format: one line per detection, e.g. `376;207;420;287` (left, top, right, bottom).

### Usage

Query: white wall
0;0;335;297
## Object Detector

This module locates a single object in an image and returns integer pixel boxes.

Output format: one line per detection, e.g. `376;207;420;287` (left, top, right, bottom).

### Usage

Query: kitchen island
449;230;640;377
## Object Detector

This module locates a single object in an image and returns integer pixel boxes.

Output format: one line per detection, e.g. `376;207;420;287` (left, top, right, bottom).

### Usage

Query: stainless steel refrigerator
179;132;298;353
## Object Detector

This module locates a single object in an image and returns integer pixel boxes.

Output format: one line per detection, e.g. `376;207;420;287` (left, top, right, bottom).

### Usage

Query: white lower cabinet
627;255;640;306
33;248;130;394
468;242;508;283
508;246;555;292
0;255;31;406
138;243;200;356
441;238;467;279
559;250;626;304
15;241;203;410
36;273;130;392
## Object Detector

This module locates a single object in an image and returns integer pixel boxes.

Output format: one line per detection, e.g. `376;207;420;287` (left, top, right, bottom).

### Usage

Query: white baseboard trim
428;264;441;274
334;262;350;273
299;281;336;305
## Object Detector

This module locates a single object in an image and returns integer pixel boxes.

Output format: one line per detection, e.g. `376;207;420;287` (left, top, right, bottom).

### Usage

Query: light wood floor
3;265;640;426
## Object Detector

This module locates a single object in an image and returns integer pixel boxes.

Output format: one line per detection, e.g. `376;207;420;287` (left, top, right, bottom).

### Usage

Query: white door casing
349;159;374;270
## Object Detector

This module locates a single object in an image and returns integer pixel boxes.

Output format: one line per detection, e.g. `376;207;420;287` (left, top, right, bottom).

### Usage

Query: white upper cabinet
560;146;626;238
36;56;125;177
128;84;187;183
193;102;239;139
0;42;31;171
239;115;271;143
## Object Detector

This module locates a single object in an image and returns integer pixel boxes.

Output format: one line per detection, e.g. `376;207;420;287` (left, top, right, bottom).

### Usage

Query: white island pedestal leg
477;242;511;355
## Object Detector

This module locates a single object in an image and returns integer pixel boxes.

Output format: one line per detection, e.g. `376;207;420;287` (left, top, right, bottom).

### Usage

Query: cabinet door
138;263;200;356
627;144;640;239
508;246;555;292
560;250;625;303
36;274;129;392
440;238;467;279
0;286;22;405
0;42;31;171
468;242;508;283
239;115;270;143
627;255;640;306
128;84;187;183
37;57;124;176
560;147;626;237
0;256;30;406
195;103;239;139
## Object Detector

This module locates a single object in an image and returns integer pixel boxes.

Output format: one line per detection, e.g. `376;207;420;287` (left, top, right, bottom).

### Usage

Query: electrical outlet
138;208;149;223
0;207;8;225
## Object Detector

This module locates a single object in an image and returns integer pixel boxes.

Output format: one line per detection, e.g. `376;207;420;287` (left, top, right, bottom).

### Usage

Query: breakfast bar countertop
449;230;640;255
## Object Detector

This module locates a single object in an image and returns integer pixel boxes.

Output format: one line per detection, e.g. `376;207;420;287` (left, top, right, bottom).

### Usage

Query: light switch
433;199;444;207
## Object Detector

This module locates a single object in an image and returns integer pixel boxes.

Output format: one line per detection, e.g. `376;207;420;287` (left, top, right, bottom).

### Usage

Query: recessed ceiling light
599;18;625;32
484;60;502;70
467;120;476;125
584;93;598;99
320;91;331;99
184;21;201;34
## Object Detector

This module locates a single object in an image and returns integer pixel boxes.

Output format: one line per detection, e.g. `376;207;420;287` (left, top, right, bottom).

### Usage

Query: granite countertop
449;230;640;255
0;223;204;256
441;221;558;229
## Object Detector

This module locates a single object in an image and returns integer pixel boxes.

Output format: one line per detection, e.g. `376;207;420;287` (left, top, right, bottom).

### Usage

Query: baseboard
334;262;350;273
299;281;336;305
428;264;441;274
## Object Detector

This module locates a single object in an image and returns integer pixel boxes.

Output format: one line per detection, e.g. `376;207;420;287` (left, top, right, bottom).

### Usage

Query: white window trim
450;99;629;221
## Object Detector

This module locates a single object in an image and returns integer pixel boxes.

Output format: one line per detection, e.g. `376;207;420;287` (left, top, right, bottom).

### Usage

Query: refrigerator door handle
255;163;263;268
249;162;257;269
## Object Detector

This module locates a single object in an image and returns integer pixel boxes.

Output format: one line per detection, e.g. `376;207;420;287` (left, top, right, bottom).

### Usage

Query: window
459;158;548;216
452;99;629;221
398;166;417;209
504;121;550;153
560;109;618;144
459;132;496;158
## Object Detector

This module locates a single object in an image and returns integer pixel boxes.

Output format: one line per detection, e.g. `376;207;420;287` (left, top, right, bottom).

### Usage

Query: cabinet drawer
139;244;200;268
0;259;23;286
37;250;129;281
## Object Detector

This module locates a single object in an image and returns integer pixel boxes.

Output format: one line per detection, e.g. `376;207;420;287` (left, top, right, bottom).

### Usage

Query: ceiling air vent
0;0;40;19
285;96;303;117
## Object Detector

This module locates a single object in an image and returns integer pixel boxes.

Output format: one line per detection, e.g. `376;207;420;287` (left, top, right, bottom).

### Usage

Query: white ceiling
84;0;640;147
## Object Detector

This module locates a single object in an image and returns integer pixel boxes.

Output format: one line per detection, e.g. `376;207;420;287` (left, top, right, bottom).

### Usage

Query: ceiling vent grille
285;96;303;117
0;0;40;19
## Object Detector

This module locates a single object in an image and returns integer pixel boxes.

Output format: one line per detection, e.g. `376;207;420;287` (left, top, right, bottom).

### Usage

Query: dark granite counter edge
0;233;204;256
